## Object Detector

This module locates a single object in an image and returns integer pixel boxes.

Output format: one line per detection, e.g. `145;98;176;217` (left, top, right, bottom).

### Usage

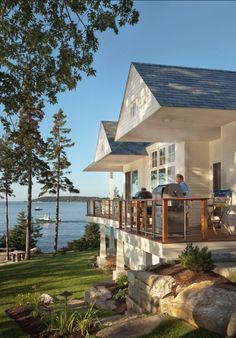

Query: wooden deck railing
87;197;231;243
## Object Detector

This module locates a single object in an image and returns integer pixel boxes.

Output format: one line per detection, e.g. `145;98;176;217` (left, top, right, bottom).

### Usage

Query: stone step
96;314;166;338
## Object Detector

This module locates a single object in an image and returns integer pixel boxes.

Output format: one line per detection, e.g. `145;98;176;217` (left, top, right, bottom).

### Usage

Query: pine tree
0;134;17;260
40;109;79;253
14;89;48;260
0;210;42;251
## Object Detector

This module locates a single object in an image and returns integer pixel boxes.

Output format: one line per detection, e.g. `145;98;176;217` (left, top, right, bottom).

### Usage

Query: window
130;100;137;118
151;170;158;190
132;170;138;196
168;144;175;163
151;151;158;168
167;166;175;183
159;147;166;165
159;168;166;184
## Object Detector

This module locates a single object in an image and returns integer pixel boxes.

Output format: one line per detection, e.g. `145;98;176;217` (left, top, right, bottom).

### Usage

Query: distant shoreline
32;196;102;203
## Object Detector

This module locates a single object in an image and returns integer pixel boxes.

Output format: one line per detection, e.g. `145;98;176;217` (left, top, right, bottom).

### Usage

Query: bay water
0;201;87;252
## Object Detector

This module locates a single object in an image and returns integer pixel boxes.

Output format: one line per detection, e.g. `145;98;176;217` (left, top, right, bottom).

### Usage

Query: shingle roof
102;121;150;155
132;62;236;110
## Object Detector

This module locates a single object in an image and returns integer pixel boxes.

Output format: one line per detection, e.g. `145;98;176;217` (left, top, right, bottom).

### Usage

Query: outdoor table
10;250;25;262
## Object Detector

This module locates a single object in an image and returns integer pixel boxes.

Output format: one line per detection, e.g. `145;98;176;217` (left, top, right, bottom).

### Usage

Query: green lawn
0;250;111;338
141;317;224;338
0;251;225;338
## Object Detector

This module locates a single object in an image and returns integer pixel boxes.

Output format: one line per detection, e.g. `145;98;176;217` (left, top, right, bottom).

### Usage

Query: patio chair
208;189;232;234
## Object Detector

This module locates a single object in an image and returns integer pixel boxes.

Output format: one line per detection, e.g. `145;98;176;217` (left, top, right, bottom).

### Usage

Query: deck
87;198;236;244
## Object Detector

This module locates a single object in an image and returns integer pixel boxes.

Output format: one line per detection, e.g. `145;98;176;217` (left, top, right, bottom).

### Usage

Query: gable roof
102;121;150;155
132;62;236;110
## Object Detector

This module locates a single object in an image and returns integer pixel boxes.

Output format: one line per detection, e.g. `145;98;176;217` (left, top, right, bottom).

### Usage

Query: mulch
6;305;83;338
148;263;233;290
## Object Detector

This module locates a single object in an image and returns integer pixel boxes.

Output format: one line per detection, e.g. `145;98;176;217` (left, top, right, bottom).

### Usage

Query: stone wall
127;269;236;337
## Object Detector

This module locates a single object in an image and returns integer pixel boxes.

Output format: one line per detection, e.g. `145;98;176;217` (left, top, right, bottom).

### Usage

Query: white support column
97;223;107;268
113;237;126;280
107;227;115;256
99;223;106;258
109;172;114;199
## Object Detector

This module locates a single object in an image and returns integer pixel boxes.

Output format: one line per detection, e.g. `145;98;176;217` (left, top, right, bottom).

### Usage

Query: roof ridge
132;62;236;74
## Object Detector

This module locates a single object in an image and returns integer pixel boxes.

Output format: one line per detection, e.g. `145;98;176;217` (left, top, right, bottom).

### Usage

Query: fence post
118;200;122;228
162;199;168;243
93;200;96;217
201;199;208;241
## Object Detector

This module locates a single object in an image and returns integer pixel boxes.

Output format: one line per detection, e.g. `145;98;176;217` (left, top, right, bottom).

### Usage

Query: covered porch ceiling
84;154;147;172
116;107;236;142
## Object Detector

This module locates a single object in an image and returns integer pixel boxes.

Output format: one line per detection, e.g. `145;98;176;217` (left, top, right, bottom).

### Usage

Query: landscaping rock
84;282;117;310
40;293;58;305
127;270;176;314
30;247;41;254
160;281;236;336
96;314;165;338
227;312;236;337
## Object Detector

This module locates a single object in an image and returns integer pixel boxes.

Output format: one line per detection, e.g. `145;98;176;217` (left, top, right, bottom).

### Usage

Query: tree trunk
54;166;60;253
5;182;9;261
25;163;32;260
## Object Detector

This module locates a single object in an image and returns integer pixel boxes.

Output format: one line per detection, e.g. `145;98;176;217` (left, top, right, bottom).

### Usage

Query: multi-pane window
159;147;166;165
159;168;166;184
151;151;158;168
168;144;175;163
132;170;138;196
167;166;175;183
151;170;158;190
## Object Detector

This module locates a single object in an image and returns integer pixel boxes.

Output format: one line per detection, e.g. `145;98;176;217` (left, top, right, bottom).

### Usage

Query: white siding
94;124;111;162
116;65;161;140
185;141;210;226
221;121;236;228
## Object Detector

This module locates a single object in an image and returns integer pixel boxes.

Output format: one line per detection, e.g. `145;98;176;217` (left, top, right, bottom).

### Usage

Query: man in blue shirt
176;174;190;196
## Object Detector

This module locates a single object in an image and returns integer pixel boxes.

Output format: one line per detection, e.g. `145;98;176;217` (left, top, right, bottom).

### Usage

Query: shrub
66;223;100;251
114;288;128;300
0;210;42;250
116;274;128;288
16;291;40;306
179;243;214;272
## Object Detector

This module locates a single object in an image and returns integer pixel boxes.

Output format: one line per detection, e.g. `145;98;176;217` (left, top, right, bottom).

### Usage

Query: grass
0;250;111;338
141;317;224;338
0;251;226;338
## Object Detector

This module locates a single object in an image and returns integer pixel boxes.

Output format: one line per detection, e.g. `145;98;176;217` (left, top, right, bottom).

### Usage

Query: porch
87;198;236;244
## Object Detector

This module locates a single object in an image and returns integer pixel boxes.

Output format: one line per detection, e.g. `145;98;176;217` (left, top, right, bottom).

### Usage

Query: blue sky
12;0;236;200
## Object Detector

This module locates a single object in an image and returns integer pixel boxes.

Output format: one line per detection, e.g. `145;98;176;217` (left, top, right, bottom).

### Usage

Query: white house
85;62;236;278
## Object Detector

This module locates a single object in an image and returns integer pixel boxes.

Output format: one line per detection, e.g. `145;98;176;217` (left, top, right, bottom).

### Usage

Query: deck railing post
162;199;168;243
108;199;111;219
201;199;208;241
93;200;96;217
136;200;140;234
118;200;122;228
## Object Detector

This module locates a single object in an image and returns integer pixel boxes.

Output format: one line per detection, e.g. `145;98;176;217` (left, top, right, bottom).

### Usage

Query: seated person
175;174;190;196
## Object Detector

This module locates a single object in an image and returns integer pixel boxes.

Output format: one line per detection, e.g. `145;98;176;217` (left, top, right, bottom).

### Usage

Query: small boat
35;214;61;223
35;207;43;211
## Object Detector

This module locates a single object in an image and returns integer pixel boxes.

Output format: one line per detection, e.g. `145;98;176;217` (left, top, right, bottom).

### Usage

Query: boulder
227;312;236;337
30;247;41;254
84;283;117;310
40;293;58;304
160;281;236;336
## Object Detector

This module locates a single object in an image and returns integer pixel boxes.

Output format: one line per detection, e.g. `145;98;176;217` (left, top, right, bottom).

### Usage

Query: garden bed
147;263;231;290
7;304;98;338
